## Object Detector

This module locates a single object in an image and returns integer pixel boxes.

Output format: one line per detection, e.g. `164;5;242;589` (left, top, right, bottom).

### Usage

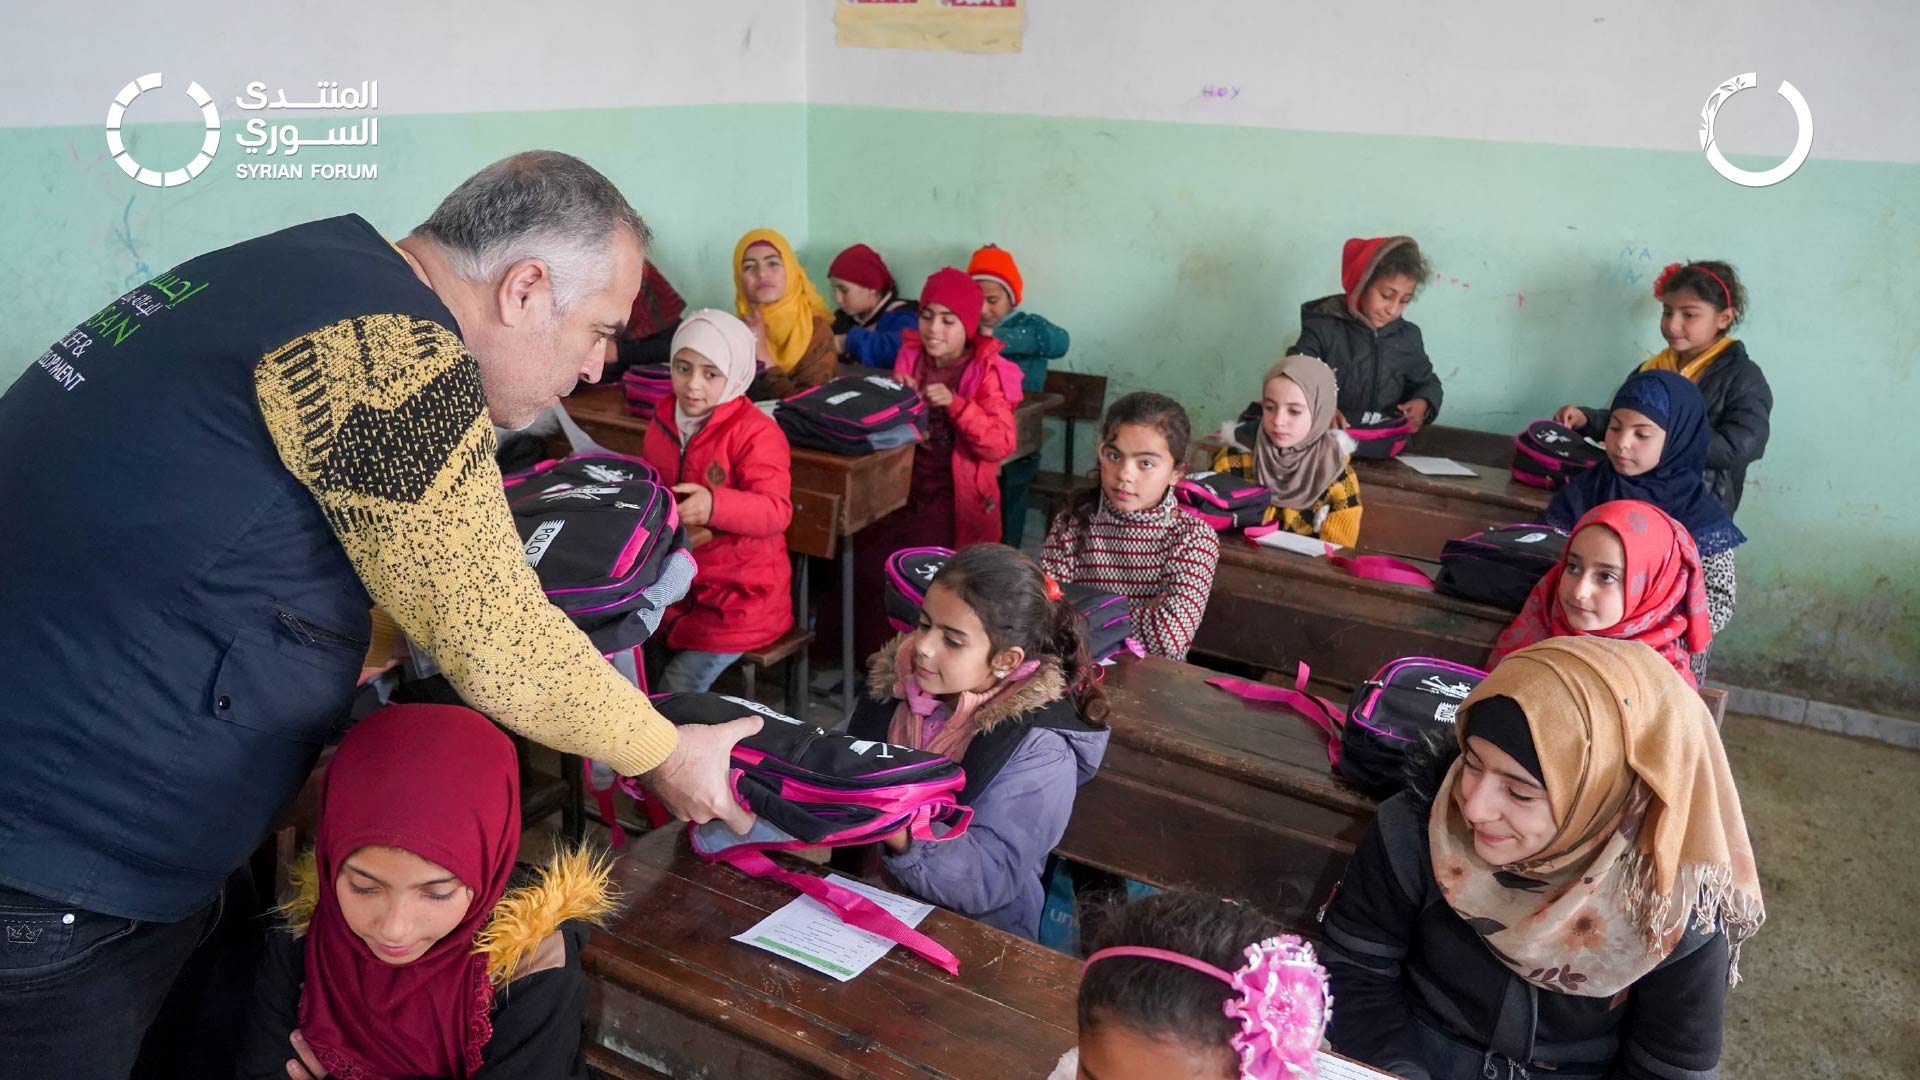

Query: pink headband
1083;935;1332;1079
1652;262;1732;308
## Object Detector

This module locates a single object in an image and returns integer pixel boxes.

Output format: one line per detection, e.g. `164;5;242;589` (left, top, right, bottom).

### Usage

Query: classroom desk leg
793;556;811;721
840;538;857;726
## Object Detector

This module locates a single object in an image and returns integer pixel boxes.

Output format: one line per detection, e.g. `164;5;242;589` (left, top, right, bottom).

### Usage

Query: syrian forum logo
1700;73;1813;187
105;73;220;188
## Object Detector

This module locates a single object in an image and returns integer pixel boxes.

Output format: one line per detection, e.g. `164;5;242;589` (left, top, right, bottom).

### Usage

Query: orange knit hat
967;245;1023;308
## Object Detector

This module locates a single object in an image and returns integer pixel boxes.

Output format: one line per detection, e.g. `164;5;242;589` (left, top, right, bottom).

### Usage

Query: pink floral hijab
1429;637;1764;998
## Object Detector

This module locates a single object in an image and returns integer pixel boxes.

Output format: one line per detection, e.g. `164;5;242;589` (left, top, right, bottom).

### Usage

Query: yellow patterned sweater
255;314;676;775
1211;448;1365;548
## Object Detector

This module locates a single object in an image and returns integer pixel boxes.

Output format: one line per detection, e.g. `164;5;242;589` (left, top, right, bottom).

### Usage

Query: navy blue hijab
1546;369;1747;557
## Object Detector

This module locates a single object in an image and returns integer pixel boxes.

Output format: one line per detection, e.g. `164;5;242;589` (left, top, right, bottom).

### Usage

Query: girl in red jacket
852;269;1023;660
642;309;795;692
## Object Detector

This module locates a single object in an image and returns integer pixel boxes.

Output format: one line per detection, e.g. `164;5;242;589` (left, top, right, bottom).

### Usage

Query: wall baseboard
1708;682;1920;751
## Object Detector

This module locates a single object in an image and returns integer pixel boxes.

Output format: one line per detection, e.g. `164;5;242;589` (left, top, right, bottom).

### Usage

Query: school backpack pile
628;691;974;974
619;361;674;417
775;373;928;456
501;449;697;661
1233;401;1413;460
882;546;1143;663
1510;419;1605;490
1205;655;1486;799
1433;523;1570;612
1174;470;1270;530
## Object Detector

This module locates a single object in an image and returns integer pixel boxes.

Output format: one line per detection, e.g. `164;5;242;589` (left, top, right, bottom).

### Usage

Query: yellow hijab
1638;336;1737;383
732;228;830;373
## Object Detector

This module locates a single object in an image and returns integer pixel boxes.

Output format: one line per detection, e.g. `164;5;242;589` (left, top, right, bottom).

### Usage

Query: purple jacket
855;642;1109;940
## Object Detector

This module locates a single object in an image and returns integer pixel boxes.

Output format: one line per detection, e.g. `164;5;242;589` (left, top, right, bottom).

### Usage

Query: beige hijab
1428;637;1764;997
1253;355;1349;510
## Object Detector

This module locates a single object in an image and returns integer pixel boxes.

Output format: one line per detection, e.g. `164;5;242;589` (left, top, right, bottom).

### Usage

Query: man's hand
639;716;763;835
670;483;713;527
1554;404;1587;430
922;383;955;409
286;1030;329;1080
1395;398;1431;432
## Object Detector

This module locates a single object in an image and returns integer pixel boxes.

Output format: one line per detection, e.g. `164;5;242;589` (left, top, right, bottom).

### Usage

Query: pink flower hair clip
1083;934;1333;1079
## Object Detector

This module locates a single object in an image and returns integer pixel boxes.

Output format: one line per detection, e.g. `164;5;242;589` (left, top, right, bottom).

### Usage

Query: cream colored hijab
1253;355;1349;510
1429;637;1764;997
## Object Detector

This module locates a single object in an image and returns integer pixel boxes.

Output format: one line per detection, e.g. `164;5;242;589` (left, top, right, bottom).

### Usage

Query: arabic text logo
105;74;220;188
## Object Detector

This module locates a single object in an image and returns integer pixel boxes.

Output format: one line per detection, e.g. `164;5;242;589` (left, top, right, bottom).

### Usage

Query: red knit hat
1340;235;1415;314
919;267;984;339
828;243;895;294
966;245;1023;307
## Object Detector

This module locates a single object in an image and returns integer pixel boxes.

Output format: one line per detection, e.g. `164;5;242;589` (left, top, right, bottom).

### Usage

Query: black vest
0;215;460;920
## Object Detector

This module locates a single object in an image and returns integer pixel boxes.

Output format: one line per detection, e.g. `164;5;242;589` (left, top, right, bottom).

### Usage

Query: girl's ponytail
1047;591;1111;726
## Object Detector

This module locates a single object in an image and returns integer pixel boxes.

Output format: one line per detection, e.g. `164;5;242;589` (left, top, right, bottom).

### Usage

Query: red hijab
300;704;521;1080
1489;500;1714;686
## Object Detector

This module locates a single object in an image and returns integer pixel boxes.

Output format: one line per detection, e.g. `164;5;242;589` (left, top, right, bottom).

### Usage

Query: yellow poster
835;0;1024;55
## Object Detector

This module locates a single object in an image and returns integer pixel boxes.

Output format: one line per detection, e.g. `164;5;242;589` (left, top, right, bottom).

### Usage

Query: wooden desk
583;828;1078;1080
1016;391;1065;461
1406;423;1515;469
1352;457;1552;561
1059;656;1374;930
1192;539;1512;689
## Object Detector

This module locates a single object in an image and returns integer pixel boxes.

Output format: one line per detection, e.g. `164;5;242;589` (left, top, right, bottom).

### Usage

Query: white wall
0;0;807;127
806;0;1918;164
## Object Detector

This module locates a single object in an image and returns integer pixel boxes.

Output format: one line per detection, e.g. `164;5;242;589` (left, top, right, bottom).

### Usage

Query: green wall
804;106;1920;717
5;100;1914;716
0;103;810;372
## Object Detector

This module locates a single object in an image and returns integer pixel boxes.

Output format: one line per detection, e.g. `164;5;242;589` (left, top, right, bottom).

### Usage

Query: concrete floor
1717;714;1920;1079
533;702;1920;1078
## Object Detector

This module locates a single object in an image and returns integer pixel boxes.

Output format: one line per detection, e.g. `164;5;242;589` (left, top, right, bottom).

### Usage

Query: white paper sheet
1313;1050;1406;1079
1252;529;1335;557
1395;455;1478;477
734;874;936;982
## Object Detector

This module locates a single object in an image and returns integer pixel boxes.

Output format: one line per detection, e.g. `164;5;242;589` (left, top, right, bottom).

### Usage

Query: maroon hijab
299;704;521;1079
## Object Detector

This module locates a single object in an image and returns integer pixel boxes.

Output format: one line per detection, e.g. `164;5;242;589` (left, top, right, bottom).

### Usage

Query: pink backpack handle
1327;553;1434;590
1205;662;1346;768
705;845;961;975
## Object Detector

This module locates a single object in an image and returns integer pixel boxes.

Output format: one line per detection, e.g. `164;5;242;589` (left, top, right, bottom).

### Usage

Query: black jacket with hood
1291;295;1445;423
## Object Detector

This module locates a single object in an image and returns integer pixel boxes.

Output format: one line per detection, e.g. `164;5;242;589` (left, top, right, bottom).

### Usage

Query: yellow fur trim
275;845;620;986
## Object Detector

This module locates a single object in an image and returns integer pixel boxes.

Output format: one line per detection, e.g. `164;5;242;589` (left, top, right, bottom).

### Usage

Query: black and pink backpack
1339;657;1485;798
1433;523;1570;612
1175;470;1270;531
776;373;928;456
883;546;1142;663
1511;419;1605;490
620;361;674;417
628;692;974;973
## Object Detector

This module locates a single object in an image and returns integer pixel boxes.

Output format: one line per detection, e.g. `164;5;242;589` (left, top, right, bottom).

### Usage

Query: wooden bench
583;828;1078;1080
1192;539;1513;689
1406;423;1515;468
1027;370;1109;524
1059;655;1375;930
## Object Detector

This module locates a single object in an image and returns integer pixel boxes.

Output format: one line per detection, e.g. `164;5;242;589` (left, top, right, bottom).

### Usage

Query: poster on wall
835;0;1024;54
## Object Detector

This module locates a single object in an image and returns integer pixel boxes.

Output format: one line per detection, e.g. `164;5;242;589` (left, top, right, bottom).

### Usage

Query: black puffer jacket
1318;735;1730;1080
1291;295;1444;422
1580;340;1772;516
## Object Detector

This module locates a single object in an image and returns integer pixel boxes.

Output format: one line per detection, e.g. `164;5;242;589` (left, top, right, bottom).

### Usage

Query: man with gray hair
0;151;755;1076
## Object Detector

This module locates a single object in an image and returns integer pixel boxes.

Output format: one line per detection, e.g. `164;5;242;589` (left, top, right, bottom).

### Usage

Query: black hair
1078;890;1283;1051
1367;239;1432;291
1063;391;1194;536
931;544;1110;725
1659;259;1747;329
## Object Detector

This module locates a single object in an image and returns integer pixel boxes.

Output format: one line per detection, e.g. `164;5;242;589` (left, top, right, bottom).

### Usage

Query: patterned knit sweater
1040;489;1220;661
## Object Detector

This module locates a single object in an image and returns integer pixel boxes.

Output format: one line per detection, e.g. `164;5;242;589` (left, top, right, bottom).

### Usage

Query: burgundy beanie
917;267;984;339
828;243;895;294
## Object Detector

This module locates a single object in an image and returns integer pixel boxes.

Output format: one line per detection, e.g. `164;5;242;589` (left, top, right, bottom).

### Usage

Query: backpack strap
703;843;961;975
1205;662;1346;768
1327;553;1434;590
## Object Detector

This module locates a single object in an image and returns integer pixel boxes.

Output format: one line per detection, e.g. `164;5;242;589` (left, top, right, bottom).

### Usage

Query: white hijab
669;308;757;439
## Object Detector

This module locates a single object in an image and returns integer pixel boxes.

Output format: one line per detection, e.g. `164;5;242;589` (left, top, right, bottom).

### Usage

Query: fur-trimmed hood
277;846;619;987
865;632;1068;735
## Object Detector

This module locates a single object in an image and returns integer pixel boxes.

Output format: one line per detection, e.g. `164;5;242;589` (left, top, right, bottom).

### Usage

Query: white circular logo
105;73;221;188
1700;73;1813;188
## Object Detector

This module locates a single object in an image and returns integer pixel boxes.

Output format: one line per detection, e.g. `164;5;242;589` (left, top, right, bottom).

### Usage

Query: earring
994;669;1007;680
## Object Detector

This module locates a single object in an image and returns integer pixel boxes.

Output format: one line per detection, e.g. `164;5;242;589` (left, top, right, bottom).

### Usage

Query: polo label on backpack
826;391;860;406
717;693;807;728
1515;532;1549;544
522;519;565;568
